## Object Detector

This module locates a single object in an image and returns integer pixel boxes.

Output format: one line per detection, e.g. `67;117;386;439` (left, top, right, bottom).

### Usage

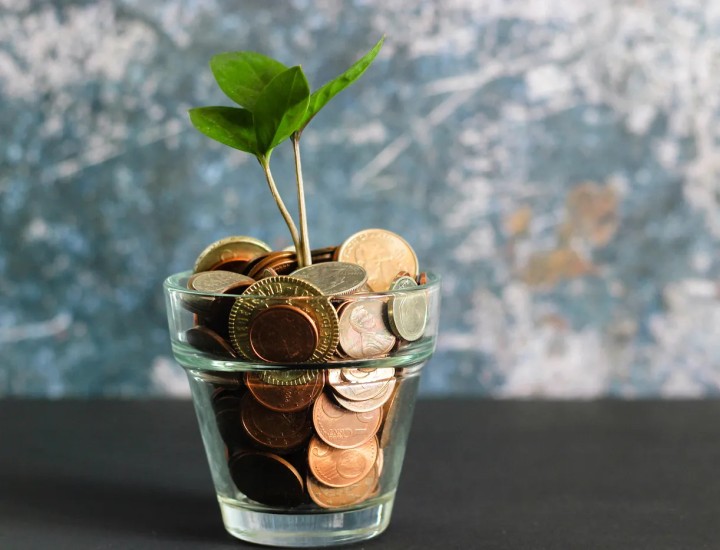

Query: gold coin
193;236;272;273
387;275;428;342
336;229;419;291
228;276;339;363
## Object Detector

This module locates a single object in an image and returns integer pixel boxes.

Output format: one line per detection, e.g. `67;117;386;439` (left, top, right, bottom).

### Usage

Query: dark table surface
1;399;719;549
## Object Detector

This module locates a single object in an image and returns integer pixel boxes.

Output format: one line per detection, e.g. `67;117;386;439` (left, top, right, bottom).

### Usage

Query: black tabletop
1;399;719;549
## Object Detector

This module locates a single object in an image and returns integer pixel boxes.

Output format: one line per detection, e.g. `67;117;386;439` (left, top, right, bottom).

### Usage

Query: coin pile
181;229;430;364
208;366;402;509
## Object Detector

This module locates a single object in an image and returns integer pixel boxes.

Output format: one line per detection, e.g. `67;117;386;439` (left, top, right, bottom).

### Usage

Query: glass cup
163;271;440;547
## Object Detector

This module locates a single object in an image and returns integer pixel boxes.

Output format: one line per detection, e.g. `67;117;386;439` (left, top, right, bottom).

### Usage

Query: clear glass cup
163;271;440;547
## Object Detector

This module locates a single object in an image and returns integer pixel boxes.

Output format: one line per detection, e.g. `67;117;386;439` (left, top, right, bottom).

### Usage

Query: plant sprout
189;37;385;268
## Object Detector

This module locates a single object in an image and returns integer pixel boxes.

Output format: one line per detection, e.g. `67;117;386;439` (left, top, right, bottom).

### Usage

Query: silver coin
387;276;427;342
291;262;368;296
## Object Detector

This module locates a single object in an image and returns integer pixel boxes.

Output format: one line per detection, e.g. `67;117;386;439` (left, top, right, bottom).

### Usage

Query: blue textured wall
2;1;719;397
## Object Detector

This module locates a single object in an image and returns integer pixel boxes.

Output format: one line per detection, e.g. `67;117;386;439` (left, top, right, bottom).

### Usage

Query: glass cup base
218;493;395;547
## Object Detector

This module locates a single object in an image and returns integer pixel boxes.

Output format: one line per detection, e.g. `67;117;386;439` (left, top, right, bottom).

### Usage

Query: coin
248;305;319;363
189;270;254;294
312;392;382;449
387;275;427;342
193;236;272;273
211;388;246;449
245;370;324;412
416;272;428;286
333;379;396;413
185;326;237;358
260;369;316;386
307;435;378;488
336;229;419;291
328;368;394;402
306;466;378;509
247;251;297;279
228;451;305;507
229;276;339;363
291;262;368;296
379;383;402;449
257;267;279;279
240;393;312;451
337;300;396;359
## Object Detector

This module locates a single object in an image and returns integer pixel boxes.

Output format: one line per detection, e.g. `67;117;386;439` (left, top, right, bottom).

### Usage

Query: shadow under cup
163;272;440;547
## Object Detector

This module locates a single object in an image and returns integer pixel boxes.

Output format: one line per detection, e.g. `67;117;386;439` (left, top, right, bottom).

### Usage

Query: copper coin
333;379;396;413
256;267;279;279
416;272;428;286
307;467;378;509
248;304;319;363
336;229;419;291
312;392;381;449
185;326;237;358
247;251;296;279
245;370;324;412
194;236;272;273
379;382;402;449
308;435;378;488
212;388;246;449
229;451;304;507
328;368;394;402
337;300;396;359
240;393;312;451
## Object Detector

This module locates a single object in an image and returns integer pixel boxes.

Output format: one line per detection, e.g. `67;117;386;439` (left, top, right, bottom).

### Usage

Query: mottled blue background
2;1;719;397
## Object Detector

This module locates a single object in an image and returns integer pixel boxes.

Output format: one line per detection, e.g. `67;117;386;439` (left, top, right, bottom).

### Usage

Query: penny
336;229;419;291
291;262;368;296
256;267;279;279
240;393;313;451
333;379;396;413
328;368;394;402
387;275;427;342
247;251;296;279
228;451;305;507
248;305;319;363
307;435;378;488
306;466;378;509
185;326;237;358
246;370;324;412
416;272;428;286
337;300;396;359
211;388;246;449
229;276;339;363
312;392;381;449
193;236;272;273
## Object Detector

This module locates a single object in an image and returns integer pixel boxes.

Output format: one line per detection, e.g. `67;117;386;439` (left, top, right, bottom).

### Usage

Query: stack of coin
182;229;430;364
207;365;403;509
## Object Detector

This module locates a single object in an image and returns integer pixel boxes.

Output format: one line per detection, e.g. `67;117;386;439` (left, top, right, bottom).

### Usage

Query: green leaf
298;36;384;132
210;52;288;111
189;106;258;154
254;66;310;154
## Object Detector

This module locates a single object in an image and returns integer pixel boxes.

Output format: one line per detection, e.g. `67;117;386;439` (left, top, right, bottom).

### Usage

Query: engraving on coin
260;369;316;386
333;379;396;413
246;370;324;412
337;300;396;359
306;466;378;508
328;367;394;402
337;229;419;291
241;393;312;451
313;392;381;449
291;262;368;296
248;305;319;363
387;275;428;342
193;236;272;273
228;276;339;363
229;451;304;507
308;435;378;488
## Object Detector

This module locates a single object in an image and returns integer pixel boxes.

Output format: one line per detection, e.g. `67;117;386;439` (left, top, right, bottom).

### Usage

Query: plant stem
258;156;301;254
291;134;312;268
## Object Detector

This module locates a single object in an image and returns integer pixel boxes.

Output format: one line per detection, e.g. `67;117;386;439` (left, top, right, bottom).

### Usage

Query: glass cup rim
164;270;441;299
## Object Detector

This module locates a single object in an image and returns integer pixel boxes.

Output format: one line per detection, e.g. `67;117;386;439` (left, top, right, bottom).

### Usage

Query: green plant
189;37;385;268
